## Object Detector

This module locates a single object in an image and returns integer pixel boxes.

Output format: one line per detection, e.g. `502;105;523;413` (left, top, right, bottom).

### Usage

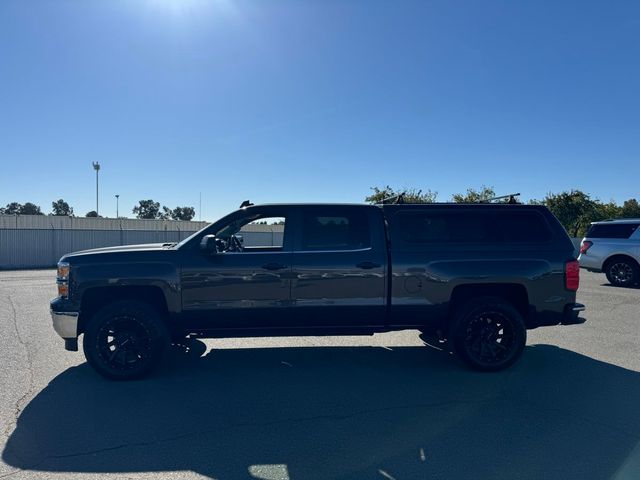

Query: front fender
71;261;181;314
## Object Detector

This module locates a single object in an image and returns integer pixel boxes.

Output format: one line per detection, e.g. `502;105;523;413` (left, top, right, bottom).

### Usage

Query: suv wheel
83;300;170;380
605;258;639;287
451;297;526;372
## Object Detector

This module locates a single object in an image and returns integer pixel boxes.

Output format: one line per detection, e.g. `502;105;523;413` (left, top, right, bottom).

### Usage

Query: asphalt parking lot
0;269;638;480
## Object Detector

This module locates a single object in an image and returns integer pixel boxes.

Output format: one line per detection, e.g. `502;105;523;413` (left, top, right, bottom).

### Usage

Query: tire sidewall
450;297;527;372
605;260;638;287
83;300;169;380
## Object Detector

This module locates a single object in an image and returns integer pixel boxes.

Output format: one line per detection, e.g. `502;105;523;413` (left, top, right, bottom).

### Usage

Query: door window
240;217;286;248
300;211;370;251
216;215;287;251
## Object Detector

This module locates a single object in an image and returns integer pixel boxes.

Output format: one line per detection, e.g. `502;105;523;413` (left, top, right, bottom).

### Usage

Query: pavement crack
3;295;36;439
0;468;22;479
8;398;483;470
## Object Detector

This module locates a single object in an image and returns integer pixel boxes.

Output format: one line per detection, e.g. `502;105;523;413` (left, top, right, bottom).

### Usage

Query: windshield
174;223;213;250
174;210;265;249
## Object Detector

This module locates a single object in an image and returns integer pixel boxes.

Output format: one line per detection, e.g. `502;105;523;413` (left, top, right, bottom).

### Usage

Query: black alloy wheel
452;297;526;372
97;316;153;372
84;300;169;380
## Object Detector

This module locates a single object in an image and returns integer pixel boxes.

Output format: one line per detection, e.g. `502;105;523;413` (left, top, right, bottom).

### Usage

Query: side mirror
200;234;219;254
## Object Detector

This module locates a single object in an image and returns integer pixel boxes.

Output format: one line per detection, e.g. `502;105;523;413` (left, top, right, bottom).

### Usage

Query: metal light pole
92;162;100;215
115;194;119;218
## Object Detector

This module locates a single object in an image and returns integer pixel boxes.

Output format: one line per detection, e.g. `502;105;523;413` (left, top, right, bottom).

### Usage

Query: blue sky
1;0;638;220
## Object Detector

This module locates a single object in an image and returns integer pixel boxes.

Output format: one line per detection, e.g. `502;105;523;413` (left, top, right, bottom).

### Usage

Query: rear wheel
451;297;526;372
83;300;170;380
605;258;639;287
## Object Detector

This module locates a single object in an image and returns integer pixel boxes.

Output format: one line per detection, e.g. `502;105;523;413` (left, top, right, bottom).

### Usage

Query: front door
180;207;294;330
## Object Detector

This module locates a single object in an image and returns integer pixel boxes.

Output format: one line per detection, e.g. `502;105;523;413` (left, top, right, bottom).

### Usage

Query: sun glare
145;0;240;18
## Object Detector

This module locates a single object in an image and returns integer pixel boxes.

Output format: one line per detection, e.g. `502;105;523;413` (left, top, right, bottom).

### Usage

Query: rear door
289;206;387;327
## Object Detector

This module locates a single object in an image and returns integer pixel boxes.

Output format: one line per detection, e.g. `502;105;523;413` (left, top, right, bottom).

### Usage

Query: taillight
565;260;580;291
579;241;593;254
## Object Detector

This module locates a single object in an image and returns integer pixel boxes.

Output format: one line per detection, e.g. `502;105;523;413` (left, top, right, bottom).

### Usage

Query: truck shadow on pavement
3;343;640;480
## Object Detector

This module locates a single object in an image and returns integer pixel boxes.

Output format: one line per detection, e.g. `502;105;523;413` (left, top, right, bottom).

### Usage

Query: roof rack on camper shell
378;192;521;205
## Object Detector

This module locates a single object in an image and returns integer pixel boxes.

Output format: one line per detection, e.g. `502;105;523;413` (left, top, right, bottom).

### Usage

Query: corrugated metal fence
0;215;209;231
0;215;578;269
0;215;284;269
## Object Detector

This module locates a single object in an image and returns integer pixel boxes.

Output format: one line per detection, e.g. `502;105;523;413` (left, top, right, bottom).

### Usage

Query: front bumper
51;296;80;351
51;310;79;339
51;310;80;351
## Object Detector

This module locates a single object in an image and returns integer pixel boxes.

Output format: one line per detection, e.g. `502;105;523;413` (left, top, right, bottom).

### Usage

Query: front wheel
83;300;170;380
451;297;526;372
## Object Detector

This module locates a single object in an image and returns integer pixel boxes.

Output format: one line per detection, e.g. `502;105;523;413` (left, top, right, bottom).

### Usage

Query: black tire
450;297;526;372
83;300;170;380
605;258;639;287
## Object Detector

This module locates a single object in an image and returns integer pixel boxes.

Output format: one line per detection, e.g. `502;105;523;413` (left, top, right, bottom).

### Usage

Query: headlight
57;262;70;298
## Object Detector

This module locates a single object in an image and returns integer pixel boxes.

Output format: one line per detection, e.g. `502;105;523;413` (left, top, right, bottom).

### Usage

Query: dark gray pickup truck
51;202;585;379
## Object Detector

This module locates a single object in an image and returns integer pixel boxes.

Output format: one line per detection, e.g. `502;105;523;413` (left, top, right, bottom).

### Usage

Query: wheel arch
602;253;640;272
450;283;530;319
78;285;170;335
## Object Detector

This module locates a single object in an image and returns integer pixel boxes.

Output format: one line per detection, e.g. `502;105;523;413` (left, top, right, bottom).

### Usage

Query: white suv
578;219;640;287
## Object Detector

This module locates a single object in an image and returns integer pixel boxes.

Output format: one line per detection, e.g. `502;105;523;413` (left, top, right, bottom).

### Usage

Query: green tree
51;199;73;216
365;185;437;204
133;200;162;219
159;206;172;220
169;206;196;221
541;190;597;237
19;202;44;215
621;199;640;218
85;210;99;217
2;202;22;215
594;201;622;221
451;186;497;203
